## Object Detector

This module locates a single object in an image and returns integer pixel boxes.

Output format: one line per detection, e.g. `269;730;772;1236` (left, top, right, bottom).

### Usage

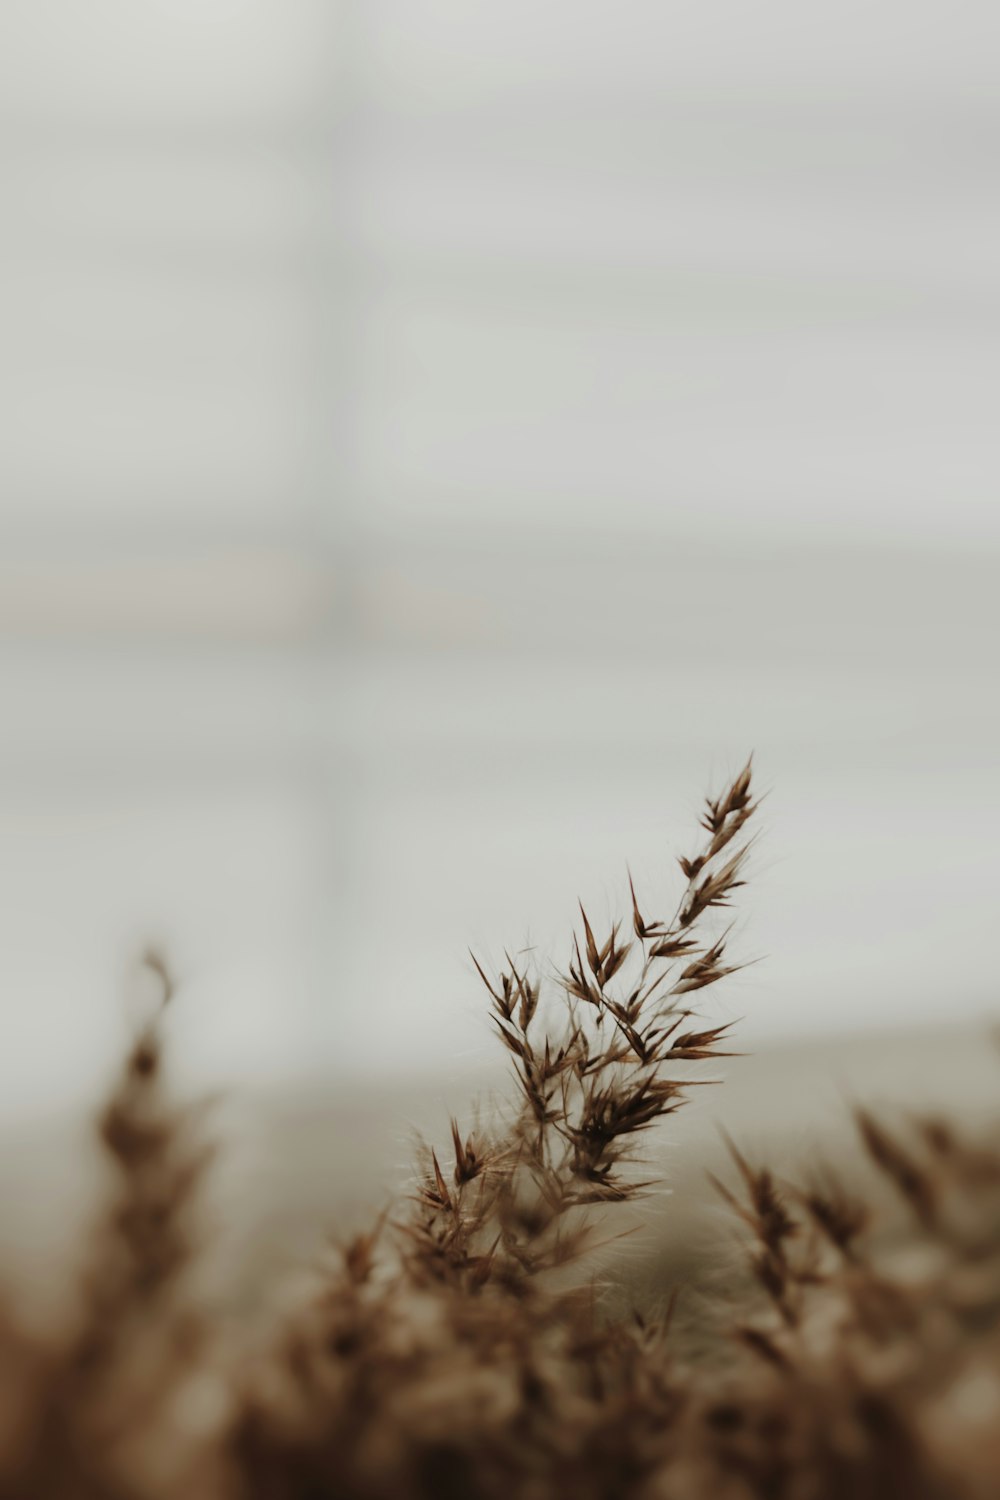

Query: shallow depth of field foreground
2;760;1000;1499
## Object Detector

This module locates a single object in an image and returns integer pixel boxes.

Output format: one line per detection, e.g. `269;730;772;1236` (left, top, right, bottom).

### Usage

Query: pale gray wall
1;1;998;1119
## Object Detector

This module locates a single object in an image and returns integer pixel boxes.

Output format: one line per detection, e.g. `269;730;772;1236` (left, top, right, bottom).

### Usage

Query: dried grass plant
2;758;1000;1498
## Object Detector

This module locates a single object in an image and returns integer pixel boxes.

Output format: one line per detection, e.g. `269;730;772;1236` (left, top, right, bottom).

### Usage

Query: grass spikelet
2;759;1000;1498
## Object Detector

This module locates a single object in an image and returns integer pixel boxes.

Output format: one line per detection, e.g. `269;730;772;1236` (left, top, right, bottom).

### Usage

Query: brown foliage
3;761;1000;1499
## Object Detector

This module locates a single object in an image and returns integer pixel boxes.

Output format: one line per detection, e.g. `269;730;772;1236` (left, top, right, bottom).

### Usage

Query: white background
1;1;998;1119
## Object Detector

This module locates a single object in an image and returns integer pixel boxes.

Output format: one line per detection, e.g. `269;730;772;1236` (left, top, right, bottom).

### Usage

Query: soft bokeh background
2;0;999;1161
